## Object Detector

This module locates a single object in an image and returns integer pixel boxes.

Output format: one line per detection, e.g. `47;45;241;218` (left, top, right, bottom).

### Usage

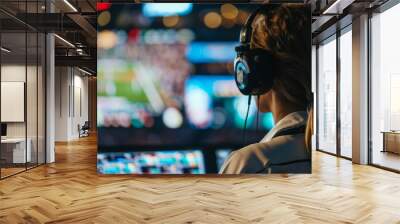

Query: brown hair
251;4;313;151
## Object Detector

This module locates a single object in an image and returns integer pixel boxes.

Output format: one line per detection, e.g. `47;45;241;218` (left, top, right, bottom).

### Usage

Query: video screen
185;75;274;130
97;150;205;174
97;3;272;149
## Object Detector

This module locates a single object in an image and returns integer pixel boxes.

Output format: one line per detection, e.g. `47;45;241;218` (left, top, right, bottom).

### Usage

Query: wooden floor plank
0;135;400;223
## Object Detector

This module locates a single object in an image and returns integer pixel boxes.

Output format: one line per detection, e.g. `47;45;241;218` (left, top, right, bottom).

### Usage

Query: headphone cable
242;95;252;144
256;95;260;132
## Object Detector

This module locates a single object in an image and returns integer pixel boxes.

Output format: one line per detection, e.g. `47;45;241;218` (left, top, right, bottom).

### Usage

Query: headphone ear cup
234;49;275;95
234;56;252;95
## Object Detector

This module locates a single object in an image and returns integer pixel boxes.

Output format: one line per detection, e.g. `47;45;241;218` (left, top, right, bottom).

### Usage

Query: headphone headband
240;5;279;44
240;7;262;44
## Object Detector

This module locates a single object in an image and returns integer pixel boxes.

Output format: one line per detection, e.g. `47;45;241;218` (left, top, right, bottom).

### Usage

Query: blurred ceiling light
1;47;11;53
78;67;93;76
163;15;180;28
323;0;353;14
204;12;222;29
98;30;118;49
98;11;111;26
76;48;84;55
54;34;75;48
63;0;78;12
75;42;85;48
220;4;239;20
143;3;192;17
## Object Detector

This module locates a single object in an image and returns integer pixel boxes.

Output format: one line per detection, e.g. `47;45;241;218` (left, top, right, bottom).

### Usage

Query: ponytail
304;106;313;152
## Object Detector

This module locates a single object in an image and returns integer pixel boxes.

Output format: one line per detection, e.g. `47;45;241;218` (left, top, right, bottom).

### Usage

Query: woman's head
249;4;313;151
250;4;311;113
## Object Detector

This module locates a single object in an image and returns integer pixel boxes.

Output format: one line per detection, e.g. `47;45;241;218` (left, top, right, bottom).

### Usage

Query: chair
78;121;90;138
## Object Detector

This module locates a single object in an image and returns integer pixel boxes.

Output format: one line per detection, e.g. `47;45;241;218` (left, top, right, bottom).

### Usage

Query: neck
270;93;305;124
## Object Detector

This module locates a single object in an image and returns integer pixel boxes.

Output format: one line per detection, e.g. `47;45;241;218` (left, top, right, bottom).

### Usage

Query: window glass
339;29;352;158
371;3;400;171
0;0;46;179
317;37;337;154
1;9;28;177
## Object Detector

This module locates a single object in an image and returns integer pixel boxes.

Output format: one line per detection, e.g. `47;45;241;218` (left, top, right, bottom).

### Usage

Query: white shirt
219;111;310;174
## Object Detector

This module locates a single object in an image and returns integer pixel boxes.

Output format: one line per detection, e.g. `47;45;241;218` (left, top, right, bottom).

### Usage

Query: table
382;131;400;154
1;138;31;163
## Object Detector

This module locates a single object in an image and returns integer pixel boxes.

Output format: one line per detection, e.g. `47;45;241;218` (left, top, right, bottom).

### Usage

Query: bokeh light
98;30;118;49
177;29;195;43
97;3;111;12
128;28;140;43
220;4;239;20
162;107;183;129
204;12;222;29
98;11;111;27
143;3;193;17
163;15;180;28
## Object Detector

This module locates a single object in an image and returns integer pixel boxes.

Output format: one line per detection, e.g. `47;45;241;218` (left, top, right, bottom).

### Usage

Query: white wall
55;67;89;141
72;73;89;138
55;67;69;141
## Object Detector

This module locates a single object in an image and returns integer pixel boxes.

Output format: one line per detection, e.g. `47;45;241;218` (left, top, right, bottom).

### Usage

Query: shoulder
219;134;307;174
265;134;305;150
219;143;271;174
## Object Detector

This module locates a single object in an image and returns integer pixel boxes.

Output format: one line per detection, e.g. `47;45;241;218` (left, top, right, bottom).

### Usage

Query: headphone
234;6;277;96
233;6;312;172
235;6;279;143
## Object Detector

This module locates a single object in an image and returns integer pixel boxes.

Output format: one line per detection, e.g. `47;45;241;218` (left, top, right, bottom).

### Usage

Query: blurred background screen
97;3;274;174
98;150;205;174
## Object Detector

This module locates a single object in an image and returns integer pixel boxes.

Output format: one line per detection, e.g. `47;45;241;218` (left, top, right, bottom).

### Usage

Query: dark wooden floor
0;135;400;223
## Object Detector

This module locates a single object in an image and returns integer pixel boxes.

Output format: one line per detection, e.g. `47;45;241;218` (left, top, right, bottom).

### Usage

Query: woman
220;4;313;174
